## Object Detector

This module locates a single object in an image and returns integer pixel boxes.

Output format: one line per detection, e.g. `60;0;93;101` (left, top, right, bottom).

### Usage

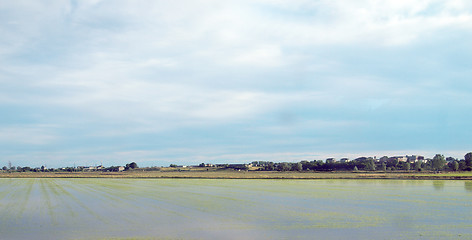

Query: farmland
0;178;471;239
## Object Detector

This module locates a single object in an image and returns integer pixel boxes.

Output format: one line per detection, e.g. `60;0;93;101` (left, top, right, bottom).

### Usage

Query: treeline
252;153;472;172
1;162;139;173
3;153;472;173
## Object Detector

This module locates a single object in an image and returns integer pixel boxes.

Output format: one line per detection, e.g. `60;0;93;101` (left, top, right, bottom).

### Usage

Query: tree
452;161;459;171
465;152;472;167
415;161;422;171
381;162;387;172
300;161;311;171
277;162;290;171
353;166;359;172
365;159;376;171
293;162;303;171
458;160;469;171
387;158;399;170
128;162;138;169
405;162;410;171
431;154;446;172
265;162;275;171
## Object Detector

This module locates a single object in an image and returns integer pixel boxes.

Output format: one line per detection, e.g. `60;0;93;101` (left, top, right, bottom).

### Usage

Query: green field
0;178;471;239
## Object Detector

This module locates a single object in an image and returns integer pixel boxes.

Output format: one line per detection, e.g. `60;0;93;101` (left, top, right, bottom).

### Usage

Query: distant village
2;152;472;173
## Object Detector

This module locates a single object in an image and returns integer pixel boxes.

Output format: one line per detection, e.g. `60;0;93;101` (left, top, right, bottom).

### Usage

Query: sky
1;0;472;168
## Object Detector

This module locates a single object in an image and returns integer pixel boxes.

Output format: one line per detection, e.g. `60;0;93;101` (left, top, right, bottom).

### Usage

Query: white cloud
0;125;59;145
246;0;472;47
231;45;283;67
3;0;471;49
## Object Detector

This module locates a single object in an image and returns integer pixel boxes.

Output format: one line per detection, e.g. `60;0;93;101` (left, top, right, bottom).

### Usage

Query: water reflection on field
0;179;471;240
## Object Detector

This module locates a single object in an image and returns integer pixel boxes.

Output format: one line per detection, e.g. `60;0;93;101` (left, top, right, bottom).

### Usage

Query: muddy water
0;179;471;239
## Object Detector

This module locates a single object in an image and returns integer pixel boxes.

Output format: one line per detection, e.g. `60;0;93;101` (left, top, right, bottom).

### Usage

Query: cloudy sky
1;0;471;168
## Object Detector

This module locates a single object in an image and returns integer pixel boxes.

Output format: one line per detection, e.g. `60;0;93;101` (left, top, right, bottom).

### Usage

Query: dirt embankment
1;171;472;180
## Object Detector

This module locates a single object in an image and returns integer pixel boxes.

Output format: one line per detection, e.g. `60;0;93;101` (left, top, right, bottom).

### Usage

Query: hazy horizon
1;1;471;168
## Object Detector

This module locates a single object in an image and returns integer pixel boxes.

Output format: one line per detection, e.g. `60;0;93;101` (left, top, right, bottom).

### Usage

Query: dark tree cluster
125;162;138;170
254;152;472;172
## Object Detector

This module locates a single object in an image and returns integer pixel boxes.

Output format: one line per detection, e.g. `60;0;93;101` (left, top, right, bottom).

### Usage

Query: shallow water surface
0;179;471;239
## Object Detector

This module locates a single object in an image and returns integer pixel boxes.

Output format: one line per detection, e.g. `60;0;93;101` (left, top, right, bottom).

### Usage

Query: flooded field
0;179;471;240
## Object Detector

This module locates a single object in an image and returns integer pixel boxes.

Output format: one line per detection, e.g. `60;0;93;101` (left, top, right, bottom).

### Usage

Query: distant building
390;156;407;162
326;158;336;164
407;155;425;163
81;165;104;171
